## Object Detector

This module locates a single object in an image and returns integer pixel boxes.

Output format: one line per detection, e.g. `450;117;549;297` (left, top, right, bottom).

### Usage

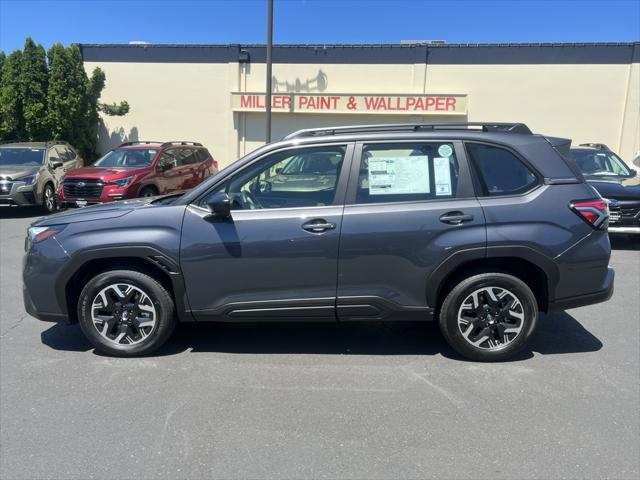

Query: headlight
108;176;134;188
18;172;39;185
27;225;67;243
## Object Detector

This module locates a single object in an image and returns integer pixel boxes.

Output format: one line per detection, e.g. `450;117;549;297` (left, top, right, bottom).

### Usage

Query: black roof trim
78;42;640;65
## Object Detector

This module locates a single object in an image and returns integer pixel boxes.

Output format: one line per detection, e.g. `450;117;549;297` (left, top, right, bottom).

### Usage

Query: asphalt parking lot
1;207;638;480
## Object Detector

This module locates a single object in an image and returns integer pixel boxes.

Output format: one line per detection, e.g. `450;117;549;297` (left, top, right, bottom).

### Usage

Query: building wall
83;43;640;167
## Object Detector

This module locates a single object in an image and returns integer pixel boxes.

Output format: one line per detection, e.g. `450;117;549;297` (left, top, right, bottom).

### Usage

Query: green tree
46;44;89;152
0;51;5;79
19;37;49;140
0;50;24;141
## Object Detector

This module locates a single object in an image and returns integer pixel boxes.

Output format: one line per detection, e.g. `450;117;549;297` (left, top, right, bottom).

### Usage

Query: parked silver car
0;141;82;213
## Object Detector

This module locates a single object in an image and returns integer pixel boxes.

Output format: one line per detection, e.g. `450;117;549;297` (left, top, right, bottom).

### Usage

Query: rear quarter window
466;143;538;196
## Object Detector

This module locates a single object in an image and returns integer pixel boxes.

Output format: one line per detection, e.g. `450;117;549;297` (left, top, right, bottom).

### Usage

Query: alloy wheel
91;283;157;345
457;286;525;350
44;186;55;211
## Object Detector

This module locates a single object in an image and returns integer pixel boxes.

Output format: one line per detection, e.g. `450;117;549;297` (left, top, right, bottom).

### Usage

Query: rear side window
195;149;210;163
466;143;538;196
355;142;459;204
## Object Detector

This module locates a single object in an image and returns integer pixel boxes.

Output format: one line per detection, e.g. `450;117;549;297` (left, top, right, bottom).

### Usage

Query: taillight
569;199;608;229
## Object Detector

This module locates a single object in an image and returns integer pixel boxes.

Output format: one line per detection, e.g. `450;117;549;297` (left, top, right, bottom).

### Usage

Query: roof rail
579;142;610;150
118;141;164;147
283;122;532;140
160;141;203;147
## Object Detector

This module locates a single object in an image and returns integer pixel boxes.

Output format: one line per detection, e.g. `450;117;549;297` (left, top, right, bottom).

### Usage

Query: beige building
80;42;640;167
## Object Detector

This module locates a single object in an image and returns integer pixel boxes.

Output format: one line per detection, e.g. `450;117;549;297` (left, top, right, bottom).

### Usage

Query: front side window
0;148;45;166
356;142;459;204
466;143;538;196
201;145;346;210
94;148;158;168
570;149;632;177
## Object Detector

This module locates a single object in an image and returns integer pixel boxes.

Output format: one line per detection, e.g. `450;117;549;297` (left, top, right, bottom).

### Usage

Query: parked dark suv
570;143;639;236
0;141;82;212
23;123;614;361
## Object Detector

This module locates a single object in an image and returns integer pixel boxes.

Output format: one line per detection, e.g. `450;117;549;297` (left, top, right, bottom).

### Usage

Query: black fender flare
425;245;560;307
55;245;193;322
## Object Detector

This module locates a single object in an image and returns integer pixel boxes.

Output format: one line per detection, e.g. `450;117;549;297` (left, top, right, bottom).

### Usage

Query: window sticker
368;156;430;195
434;157;452;196
438;144;453;157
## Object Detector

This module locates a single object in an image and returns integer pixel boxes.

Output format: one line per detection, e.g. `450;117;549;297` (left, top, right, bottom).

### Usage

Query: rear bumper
608;226;640;234
549;267;615;310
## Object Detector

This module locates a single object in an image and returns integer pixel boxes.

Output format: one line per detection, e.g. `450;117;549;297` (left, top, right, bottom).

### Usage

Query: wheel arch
428;246;559;313
138;183;159;196
58;246;193;324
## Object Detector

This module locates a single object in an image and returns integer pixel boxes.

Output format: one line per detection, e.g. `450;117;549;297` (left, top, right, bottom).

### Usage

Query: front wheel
438;273;538;362
77;270;176;356
42;183;56;213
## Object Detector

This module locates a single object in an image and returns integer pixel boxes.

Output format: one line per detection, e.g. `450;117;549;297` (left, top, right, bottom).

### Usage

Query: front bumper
0;182;39;207
549;267;615;310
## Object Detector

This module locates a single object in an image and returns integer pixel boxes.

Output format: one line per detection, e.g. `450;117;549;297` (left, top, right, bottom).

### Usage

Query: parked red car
57;141;217;208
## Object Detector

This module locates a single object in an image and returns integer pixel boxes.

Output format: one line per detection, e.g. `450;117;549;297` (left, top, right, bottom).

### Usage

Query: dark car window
94;148;158;168
570;149;631;177
356;142;459;204
201;145;346;210
158;149;183;169
63;146;77;162
0;148;45;166
466;143;538;196
181;148;198;165
195;149;210;163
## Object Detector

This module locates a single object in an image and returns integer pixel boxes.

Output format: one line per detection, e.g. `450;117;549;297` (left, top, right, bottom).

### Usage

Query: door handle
302;219;336;233
439;211;474;225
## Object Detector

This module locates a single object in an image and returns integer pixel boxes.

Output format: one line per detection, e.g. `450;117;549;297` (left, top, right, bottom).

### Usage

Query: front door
336;140;486;320
180;143;353;321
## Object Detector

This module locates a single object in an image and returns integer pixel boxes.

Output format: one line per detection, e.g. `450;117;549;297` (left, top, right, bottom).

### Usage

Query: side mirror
629;169;637;178
275;167;283;174
205;192;231;218
51;159;63;169
157;162;173;172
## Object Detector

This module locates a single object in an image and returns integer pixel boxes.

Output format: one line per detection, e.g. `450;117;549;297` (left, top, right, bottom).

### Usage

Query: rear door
336;140;486;320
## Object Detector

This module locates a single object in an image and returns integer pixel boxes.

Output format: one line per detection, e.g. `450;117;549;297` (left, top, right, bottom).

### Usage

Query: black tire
139;186;158;198
438;273;538;362
42;183;56;213
77;269;176;356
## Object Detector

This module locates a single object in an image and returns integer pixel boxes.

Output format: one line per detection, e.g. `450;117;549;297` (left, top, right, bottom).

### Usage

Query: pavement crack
0;313;29;339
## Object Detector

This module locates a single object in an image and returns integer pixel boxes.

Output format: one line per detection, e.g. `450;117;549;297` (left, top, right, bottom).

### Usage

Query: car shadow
610;235;639;251
40;310;602;362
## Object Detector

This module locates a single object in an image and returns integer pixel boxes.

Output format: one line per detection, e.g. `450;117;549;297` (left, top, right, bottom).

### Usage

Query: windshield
571;149;631;177
0;148;45;166
93;148;158;168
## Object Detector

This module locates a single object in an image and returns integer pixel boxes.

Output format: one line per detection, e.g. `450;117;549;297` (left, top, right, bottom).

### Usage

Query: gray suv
0;141;82;212
22;123;614;361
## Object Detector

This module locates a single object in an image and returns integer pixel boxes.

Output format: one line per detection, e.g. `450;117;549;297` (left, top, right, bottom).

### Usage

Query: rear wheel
42;183;56;213
77;270;176;356
438;273;538;361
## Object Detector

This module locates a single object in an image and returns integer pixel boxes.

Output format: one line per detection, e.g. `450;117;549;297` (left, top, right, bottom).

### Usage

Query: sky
1;0;639;53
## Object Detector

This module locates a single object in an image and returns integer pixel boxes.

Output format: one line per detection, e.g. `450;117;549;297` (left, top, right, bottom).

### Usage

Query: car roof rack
283;122;533;140
579;143;610;150
160;141;203;147
119;141;164;147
